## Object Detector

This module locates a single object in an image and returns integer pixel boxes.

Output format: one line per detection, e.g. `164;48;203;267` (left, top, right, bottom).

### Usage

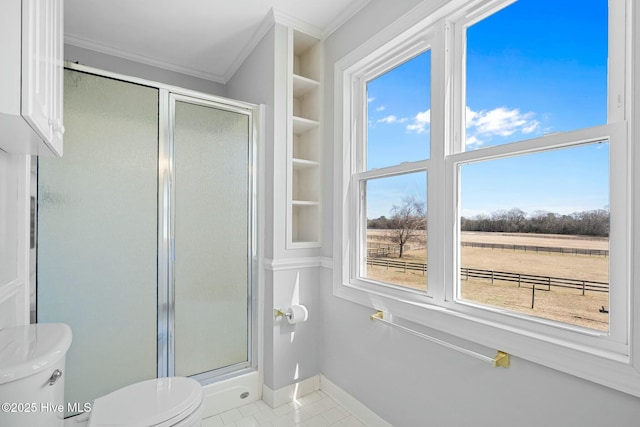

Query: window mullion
427;20;450;302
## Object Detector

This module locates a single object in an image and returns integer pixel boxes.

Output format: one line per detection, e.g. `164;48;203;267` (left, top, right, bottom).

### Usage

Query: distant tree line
460;208;609;237
368;207;609;237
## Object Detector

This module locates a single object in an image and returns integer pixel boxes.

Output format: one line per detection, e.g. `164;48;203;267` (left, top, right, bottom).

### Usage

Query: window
336;0;639;397
458;142;610;331
360;51;430;292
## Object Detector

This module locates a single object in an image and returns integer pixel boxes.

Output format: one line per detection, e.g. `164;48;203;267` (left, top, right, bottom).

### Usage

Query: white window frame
333;0;640;397
351;32;433;301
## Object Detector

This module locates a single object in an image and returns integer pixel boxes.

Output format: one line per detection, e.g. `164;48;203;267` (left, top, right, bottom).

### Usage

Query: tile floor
201;390;364;427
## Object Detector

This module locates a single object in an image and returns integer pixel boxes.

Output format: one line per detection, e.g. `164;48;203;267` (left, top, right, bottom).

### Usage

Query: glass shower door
171;97;252;377
38;69;159;413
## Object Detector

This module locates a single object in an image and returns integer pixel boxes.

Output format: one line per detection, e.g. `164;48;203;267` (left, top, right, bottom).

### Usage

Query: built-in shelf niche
287;28;322;248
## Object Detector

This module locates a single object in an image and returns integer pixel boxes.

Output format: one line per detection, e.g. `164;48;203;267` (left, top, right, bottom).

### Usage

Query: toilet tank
0;323;72;427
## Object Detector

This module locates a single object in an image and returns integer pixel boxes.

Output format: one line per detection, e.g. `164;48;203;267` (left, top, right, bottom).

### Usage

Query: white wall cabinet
287;29;322;248
0;0;64;157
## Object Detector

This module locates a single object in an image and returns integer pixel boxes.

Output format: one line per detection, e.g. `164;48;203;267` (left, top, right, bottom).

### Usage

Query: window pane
362;172;427;291
366;50;431;169
459;142;609;331
465;0;608;150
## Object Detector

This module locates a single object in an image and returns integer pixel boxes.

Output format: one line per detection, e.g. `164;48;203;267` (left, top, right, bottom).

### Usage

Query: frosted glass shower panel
173;100;250;376
38;70;159;411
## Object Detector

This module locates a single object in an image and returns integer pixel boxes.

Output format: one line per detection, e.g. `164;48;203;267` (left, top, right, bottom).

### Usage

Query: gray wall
65;44;227;96
227;25;277;261
320;1;640;426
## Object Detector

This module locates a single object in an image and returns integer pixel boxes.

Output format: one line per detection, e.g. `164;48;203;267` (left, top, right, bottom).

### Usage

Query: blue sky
366;0;609;219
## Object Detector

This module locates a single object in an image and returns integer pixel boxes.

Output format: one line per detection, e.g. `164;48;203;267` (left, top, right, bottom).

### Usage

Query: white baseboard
262;374;391;426
262;375;321;408
320;375;392;427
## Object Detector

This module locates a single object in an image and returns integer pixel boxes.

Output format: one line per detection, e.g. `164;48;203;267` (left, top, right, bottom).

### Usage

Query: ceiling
64;0;369;84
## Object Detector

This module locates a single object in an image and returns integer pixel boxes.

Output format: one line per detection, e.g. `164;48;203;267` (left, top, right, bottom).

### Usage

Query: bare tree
387;196;426;258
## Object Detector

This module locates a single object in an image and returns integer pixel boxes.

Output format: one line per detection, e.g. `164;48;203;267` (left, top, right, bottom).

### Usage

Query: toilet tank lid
0;323;72;384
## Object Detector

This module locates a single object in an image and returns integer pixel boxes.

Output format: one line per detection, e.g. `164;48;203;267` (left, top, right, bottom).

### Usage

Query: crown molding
322;0;370;39
64;33;227;84
271;8;323;39
224;7;326;83
65;1;371;86
223;9;278;83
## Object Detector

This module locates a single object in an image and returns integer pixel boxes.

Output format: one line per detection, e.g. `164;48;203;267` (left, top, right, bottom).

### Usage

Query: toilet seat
87;377;203;427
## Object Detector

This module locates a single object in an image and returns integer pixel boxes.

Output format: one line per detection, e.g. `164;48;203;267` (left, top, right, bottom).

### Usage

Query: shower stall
36;66;258;415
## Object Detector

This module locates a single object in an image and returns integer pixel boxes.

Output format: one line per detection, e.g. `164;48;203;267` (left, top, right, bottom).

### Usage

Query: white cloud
376;106;386;112
377;115;408;124
465;135;483;148
465;106;540;148
522;122;539;134
406;109;431;134
368;97;376;103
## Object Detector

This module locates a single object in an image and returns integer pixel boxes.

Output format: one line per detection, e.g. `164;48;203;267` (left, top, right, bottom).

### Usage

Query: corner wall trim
320;256;334;269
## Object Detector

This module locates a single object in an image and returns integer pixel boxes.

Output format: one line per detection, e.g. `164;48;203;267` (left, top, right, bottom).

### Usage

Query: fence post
531;285;535;309
582;281;585;296
491;271;494;284
547;277;551;291
518;274;521;288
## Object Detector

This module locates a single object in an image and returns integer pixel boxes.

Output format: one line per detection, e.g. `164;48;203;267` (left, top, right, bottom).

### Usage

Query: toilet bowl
0;323;203;427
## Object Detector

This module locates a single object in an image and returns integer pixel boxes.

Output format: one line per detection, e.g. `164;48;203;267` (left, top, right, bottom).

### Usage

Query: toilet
0;323;203;427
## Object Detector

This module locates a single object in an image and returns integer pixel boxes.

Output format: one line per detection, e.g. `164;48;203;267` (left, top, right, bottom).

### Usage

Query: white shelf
293;74;320;98
292;200;320;206
292;116;320;135
292;158;320;169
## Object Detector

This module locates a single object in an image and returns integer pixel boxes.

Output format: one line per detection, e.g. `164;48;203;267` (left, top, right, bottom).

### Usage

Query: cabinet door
22;0;53;143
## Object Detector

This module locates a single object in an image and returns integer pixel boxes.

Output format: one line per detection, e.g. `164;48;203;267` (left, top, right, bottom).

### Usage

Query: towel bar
370;311;510;368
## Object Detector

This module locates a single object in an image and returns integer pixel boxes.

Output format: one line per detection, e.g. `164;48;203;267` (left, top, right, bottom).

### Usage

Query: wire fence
460;241;608;257
365;258;609;295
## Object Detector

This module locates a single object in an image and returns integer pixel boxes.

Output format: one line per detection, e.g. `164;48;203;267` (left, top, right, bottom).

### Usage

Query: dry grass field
365;230;609;331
